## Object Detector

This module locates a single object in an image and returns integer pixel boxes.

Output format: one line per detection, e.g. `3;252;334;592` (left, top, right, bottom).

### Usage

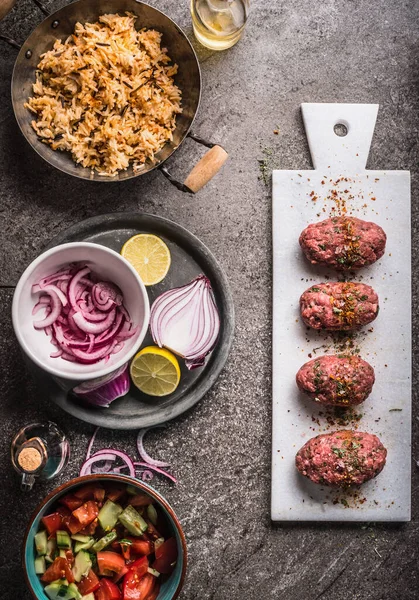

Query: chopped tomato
97;551;126;577
73;500;99;527
67;515;86;535
59;494;83;511
79;518;99;536
113;565;128;584
55;506;72;532
129;538;153;556
78;569;100;595
127;557;148;578
74;483;106;503
120;541;131;561
144;521;161;541
128;494;153;508
106;486;126;503
41;557;74;584
123;572;154;600
65;549;74;566
144;582;160;600
95;578;122;600
152;537;177;574
41;512;63;536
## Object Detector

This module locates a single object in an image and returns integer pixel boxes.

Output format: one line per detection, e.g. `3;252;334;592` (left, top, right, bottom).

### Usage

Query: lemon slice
121;234;171;286
130;346;181;397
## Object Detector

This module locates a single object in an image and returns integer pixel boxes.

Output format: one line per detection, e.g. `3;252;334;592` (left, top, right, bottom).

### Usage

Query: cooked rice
24;13;182;176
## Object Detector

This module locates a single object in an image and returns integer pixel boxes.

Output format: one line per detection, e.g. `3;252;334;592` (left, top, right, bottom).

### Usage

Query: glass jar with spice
11;422;70;491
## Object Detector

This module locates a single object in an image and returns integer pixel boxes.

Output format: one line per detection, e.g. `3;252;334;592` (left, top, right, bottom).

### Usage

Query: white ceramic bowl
12;242;150;383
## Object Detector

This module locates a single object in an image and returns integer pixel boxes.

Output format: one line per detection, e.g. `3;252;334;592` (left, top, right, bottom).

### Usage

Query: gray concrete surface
1;0;418;598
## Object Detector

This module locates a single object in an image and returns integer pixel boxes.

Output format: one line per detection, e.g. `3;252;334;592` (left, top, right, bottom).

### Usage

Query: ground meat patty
299;217;386;270
296;355;375;406
300;282;379;330
295;430;387;486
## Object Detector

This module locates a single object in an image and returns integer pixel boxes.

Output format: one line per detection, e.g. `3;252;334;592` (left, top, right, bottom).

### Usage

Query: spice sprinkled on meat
296;355;375;406
300;282;379;330
299;217;386;270
295;430;387;486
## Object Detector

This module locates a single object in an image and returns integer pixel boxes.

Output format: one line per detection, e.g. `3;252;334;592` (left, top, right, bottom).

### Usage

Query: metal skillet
2;0;228;191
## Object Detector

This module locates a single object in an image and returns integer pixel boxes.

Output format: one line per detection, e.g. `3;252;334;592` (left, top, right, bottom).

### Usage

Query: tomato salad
33;483;178;600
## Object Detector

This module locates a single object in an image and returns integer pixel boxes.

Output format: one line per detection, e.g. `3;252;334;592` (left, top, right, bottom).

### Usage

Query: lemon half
121;234;171;286
130;346;180;397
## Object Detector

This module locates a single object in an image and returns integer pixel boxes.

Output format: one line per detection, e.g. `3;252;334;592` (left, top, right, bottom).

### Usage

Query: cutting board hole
333;122;348;137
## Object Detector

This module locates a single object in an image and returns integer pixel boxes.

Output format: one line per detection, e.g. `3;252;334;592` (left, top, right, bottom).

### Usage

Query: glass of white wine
191;0;249;50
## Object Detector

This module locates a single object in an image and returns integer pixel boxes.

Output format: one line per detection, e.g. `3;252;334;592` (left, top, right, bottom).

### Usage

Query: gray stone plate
35;212;235;429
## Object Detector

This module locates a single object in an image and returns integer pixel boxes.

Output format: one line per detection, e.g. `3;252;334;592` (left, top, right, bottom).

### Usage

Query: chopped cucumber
34;556;46;575
74;538;94;553
35;530;48;556
71;534;91;543
81;595;95;600
59;549;67;559
44;580;71;600
57;530;72;549
67;583;83;600
98;500;123;532
45;538;57;564
126;485;139;495
146;504;158;526
147;567;160;578
92;530;117;553
154;537;164;551
118;505;147;536
72;551;92;583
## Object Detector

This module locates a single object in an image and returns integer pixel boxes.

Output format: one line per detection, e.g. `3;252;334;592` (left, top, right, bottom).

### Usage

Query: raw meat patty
299;217;386;270
296;355;375;406
300;282;379;330
295;430;387;486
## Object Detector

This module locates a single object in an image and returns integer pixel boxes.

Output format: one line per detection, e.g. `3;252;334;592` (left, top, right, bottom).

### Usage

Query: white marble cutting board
271;103;411;521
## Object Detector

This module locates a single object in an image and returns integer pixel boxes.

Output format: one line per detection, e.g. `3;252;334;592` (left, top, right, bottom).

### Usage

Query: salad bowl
23;474;187;600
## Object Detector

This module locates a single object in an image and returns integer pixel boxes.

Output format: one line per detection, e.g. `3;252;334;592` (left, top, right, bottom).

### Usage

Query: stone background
0;0;418;598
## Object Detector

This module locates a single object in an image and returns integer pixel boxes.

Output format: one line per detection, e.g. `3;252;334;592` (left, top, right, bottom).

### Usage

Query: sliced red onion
137;428;170;468
92;460;114;473
33;290;62;329
42;285;68;306
134;462;177;483
32;297;50;315
50;349;63;358
73;309;116;334
92;449;136;478
73;364;130;407
71;343;113;363
32;264;136;366
79;453;117;476
86;426;100;460
142;470;154;482
68;266;91;311
150;275;220;370
92;282;123;312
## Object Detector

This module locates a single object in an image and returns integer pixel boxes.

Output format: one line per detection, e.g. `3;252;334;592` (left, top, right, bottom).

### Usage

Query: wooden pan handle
0;0;17;21
184;145;228;193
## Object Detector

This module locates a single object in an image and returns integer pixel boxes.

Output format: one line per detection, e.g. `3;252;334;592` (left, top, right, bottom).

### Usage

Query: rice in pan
24;13;182;176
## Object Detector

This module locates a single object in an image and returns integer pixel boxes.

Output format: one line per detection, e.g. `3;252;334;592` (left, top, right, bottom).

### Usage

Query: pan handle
159;133;228;193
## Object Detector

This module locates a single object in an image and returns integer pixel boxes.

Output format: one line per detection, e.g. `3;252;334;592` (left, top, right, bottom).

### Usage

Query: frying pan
1;0;228;191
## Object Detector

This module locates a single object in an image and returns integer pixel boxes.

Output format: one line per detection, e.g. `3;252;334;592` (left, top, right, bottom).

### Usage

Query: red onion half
150;275;220;370
73;364;130;407
32;263;137;365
